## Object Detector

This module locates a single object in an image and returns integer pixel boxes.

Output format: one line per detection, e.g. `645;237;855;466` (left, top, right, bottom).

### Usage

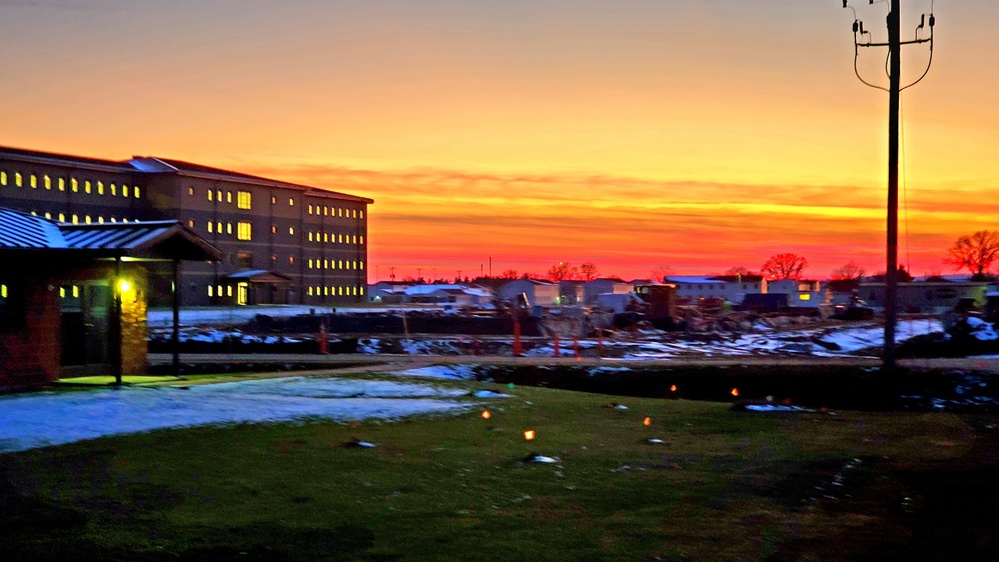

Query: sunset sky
1;1;996;282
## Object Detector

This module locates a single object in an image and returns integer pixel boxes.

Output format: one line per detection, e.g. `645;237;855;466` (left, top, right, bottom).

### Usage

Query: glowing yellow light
731;388;739;397
119;279;132;293
481;410;491;420
523;430;535;441
643;417;651;427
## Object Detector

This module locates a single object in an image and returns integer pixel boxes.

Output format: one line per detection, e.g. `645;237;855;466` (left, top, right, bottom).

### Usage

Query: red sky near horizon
1;1;996;283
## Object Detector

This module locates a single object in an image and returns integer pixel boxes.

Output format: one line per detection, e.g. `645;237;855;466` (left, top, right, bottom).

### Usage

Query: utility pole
843;0;934;373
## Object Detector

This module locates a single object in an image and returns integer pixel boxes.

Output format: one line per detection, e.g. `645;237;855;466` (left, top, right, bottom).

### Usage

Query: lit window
227;285;233;297
216;221;223;233
44;212;51;219
337;208;342;217
188;219;195;228
208;222;214;233
30;175;37;188
338;287;344;296
209;286;214;297
226;223;232;235
338;234;343;243
217;285;223;296
97;182;104;195
271;196;276;205
308;232;313;242
58;213;65;222
360;261;364;269
237;190;251;209
289;227;294;235
360;210;364;219
323;286;329;296
58;178;65;191
290;256;295;265
85;181;91;193
271;225;276;234
289;198;294;206
15;173;22;186
208;190;213;202
85;216;92;224
237;221;252;240
308;204;313;215
323;206;328;216
360;286;365;295
188;186;195;196
216;190;222;201
799;294;811;301
324;259;328;269
352;235;357;244
308;259;313;268
98;216;104;224
111;184;117;196
323;233;328;243
71;214;78;224
122;185;129;198
0;171;6;185
308;286;313;296
44;175;51;189
134;186;140;198
338;260;344;269
360;236;364;244
226;191;232;204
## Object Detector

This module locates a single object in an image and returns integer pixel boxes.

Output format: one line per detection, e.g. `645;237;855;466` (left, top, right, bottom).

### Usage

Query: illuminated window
226;222;232;235
122;185;130;198
208;286;214;297
338;234;343;243
188;186;195;196
217;285;223;296
352;235;357;244
308;259;313;269
208;190;213;202
15;173;22;186
360;261;365;269
226;191;233;204
338;286;344;296
324;259;329;269
44;212;51;219
85;216;92;224
360;210;364;219
237;221;252;240
289;227;294;235
98;216;104;224
308;286;313;296
0;171;6;185
110;184;117;196
308;204;313;215
85;181;91;193
271;225;277;234
216;221;223;233
323;233;328;243
58;178;65;191
337;207;342;217
58;213;65;222
323;206;328;216
44;175;51;189
71;214;78;224
360;236;364;245
216;190;222;201
271;196;276;205
308;232;313;242
208;222;214;233
97;182;104;195
799;294;811;301
338;260;344;269
360;286;365;295
323;286;329;296
237;190;251;209
227;285;233;297
188;219;195;228
134;186;140;198
29;175;37;188
289;198;294;206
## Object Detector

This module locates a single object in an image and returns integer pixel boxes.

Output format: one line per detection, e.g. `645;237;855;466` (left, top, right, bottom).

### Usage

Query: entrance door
60;281;112;374
237;282;249;305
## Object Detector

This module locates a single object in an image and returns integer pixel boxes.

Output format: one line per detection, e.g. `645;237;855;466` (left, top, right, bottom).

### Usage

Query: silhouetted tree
725;266;755;276
546;261;578;282
761;253;808;280
650;264;672;283
945;230;999;279
831;261;866;281
500;269;519;279
870;266;913;283
579;262;599;281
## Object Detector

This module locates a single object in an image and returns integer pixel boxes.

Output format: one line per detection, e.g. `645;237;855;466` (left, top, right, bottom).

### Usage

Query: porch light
119;279;132;293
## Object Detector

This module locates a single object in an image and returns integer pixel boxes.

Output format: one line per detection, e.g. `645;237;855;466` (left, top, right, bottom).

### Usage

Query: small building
0;208;220;389
764;279;824;308
634;284;678;320
664;275;765;304
497;279;560;307
583;278;632;304
860;280;993;313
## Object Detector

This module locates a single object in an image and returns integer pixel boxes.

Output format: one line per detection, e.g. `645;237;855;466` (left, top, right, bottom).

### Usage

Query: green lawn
2;377;997;561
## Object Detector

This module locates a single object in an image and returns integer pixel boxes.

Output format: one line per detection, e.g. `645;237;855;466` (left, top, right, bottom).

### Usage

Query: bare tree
579;262;599;282
500;269;519;279
725;266;755;276
547;261;578;282
831;261;866;280
649;264;672;282
761;253;808;280
945;230;999;279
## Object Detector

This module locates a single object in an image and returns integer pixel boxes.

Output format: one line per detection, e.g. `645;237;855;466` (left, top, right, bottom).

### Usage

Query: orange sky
1;1;997;282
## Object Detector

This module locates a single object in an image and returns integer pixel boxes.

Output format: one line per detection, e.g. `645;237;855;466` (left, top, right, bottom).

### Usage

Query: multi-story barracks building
0;146;373;306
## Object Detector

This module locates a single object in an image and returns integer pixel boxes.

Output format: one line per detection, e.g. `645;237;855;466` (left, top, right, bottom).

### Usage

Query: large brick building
0;146;373;306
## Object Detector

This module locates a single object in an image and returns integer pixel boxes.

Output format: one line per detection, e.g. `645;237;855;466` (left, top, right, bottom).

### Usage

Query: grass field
2;375;998;561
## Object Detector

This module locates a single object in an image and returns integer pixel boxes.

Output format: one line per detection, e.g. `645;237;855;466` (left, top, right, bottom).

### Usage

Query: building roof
0;207;221;262
0;145;373;205
224;269;293;283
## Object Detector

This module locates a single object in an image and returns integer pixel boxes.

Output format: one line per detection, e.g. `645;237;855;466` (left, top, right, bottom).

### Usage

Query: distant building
583;278;633;304
664;275;764;304
860;279;994;313
497;279;560;307
0;145;373;307
764;279;824;308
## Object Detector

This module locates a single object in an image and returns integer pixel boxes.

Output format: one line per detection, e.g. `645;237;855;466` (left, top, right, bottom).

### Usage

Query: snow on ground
393;365;481;380
147;305;446;327
0;377;492;453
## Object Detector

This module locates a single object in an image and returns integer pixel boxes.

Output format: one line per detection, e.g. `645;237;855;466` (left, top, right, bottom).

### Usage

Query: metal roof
223;269;292;283
0;207;221;262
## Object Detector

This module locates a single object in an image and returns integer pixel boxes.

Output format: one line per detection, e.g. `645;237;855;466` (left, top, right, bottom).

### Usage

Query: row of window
307;231;364;245
187;186;296;209
27;210;135;224
308;204;362;219
199;220;253;240
206;284;365;298
0;171;140;198
307;285;365;297
307;259;364;270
